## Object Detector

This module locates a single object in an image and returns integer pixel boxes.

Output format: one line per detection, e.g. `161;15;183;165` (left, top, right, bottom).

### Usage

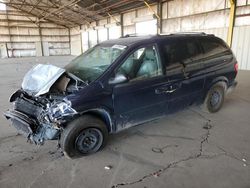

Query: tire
203;82;226;113
60;115;108;158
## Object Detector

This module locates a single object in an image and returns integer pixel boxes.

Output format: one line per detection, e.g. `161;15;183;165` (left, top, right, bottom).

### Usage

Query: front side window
65;44;127;82
117;45;162;81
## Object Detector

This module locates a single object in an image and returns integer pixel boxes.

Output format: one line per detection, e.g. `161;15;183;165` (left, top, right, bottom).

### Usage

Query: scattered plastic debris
152;144;178;153
104;165;112;170
242;158;246;162
153;172;160;178
203;122;212;130
243;164;247;167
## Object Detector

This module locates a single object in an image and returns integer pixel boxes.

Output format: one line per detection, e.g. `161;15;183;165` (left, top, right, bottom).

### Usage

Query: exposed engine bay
4;64;86;145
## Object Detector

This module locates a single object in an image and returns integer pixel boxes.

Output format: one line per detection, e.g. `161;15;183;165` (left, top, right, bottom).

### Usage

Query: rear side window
163;41;187;65
201;38;228;56
162;39;203;76
163;39;201;65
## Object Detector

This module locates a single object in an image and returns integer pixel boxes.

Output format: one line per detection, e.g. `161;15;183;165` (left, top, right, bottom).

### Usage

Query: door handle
166;88;177;93
155;85;178;94
155;87;167;94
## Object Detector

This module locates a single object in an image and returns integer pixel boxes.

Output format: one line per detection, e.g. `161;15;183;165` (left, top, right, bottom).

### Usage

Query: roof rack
120;33;156;38
121;33;138;38
169;32;209;35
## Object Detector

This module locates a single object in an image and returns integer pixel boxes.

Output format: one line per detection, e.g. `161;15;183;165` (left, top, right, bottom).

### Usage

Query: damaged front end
4;64;84;145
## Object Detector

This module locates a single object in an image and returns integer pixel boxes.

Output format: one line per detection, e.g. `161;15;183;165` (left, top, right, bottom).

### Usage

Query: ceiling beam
38;0;81;22
1;2;57;9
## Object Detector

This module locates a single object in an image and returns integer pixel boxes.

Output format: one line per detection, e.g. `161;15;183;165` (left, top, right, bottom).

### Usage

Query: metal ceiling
1;0;159;28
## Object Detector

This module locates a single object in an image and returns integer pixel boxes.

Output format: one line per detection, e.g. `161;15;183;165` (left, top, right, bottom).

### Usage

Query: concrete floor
0;56;249;188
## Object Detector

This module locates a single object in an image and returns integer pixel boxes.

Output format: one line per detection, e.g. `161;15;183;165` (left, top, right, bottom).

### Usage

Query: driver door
111;45;170;131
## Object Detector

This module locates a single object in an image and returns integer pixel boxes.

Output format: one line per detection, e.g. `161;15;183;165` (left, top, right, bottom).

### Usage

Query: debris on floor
104;165;112;170
203;121;212;130
152;144;178;153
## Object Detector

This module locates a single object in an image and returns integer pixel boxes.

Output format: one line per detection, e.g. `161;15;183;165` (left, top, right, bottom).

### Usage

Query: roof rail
169;32;207;35
120;33;156;38
120;33;138;38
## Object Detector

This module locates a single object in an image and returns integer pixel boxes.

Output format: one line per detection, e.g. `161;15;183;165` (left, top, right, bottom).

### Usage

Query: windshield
65;44;127;82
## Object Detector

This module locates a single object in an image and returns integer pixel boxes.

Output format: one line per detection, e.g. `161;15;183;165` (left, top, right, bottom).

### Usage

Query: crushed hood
22;64;65;97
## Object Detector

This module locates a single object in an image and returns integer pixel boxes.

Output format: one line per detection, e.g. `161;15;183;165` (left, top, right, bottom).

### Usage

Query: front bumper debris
4;109;60;144
4;110;36;137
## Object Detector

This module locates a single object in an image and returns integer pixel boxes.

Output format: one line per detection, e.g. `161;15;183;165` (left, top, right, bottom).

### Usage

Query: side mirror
109;73;128;85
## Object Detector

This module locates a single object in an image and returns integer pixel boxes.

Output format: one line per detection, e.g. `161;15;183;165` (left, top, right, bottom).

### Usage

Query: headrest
144;48;155;61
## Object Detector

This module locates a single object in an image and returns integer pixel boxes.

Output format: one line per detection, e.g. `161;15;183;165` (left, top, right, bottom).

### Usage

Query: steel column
227;0;237;47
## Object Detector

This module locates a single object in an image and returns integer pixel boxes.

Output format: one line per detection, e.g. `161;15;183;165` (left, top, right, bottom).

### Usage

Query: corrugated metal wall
1;0;250;70
70;0;250;70
232;26;250;70
0;6;70;58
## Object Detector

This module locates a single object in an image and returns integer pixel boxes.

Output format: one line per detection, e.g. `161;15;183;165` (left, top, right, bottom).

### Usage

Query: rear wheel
60;115;108;158
203;82;226;113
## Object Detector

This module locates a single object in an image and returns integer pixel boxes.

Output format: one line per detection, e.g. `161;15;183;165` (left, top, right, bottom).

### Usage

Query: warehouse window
98;28;108;42
135;20;157;35
81;32;89;52
109;26;121;39
89;30;98;48
0;3;6;10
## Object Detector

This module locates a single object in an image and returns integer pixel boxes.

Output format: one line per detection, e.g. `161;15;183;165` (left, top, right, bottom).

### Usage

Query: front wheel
60;115;108;158
203;82;226;113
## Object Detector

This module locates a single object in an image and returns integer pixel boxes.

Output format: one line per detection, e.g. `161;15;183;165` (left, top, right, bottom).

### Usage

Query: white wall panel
162;2;168;19
89;29;97;47
0;43;8;58
136;20;157;35
49;49;70;56
123;11;136;26
99;19;107;26
108;26;121;39
70;38;81;55
10;27;39;35
42;36;69;42
124;25;136;36
0;26;9;34
162;9;229;33
137;6;157;17
81;31;89;52
98;28;108;42
232;26;250;70
41;28;68;36
168;0;225;18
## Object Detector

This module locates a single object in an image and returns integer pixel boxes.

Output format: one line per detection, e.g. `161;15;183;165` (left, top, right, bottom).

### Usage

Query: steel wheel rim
210;90;221;107
75;128;103;154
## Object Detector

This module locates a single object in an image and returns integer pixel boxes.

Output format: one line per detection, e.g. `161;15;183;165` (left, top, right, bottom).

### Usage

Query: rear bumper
227;80;237;94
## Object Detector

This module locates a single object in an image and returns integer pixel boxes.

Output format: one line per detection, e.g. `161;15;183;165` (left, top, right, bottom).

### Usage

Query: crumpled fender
21;64;65;97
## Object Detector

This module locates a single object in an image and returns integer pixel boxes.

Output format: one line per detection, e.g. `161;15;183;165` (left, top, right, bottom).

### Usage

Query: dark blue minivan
5;33;238;158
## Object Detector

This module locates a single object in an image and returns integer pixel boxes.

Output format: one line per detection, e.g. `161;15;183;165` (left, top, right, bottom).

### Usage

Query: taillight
234;63;238;73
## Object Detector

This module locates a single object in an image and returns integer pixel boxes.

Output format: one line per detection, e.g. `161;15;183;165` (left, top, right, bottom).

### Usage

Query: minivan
5;33;238;158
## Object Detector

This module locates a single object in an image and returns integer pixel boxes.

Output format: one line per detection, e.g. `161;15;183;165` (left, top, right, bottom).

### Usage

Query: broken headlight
49;100;77;122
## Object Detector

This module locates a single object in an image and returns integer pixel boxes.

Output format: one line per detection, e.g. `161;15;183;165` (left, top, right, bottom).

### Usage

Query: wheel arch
80;108;114;133
207;76;228;90
204;76;228;100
